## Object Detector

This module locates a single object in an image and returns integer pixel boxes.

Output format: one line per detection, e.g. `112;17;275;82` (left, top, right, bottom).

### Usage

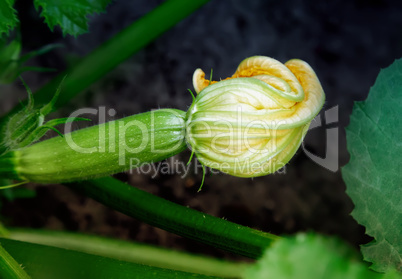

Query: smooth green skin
9;228;247;278
68;176;280;259
7;109;186;183
0;243;31;279
1;238;222;279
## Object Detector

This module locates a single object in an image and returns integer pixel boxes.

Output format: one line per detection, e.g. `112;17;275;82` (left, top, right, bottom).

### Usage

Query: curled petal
186;56;325;177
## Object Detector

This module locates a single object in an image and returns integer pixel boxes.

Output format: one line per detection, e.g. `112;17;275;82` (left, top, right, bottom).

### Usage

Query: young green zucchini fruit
0;55;325;184
1;109;186;183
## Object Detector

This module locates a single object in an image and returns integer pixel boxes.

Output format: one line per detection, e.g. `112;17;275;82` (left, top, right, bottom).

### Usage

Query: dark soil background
1;0;402;260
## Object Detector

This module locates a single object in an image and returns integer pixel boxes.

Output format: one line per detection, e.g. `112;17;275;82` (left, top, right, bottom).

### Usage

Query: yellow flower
185;56;325;177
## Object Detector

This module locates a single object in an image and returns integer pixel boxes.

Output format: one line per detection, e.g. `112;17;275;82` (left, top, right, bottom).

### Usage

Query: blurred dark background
1;0;402;259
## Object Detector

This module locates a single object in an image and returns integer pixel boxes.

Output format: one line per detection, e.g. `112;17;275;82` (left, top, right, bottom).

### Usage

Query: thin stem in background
0;0;210;124
1;238;223;279
8;228;247;278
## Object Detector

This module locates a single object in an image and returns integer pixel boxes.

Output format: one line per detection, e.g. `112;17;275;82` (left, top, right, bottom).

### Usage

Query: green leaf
342;59;402;272
0;0;18;38
244;233;400;279
33;0;111;36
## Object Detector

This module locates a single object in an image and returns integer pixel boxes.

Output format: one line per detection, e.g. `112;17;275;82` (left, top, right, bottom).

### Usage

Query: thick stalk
8;228;247;278
1;238;223;279
68;177;280;259
1;109;186;183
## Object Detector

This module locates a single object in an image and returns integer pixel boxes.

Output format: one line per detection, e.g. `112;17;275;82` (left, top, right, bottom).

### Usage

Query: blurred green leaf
0;40;61;84
244;233;400;279
33;0;111;36
0;39;20;83
342;59;402;272
1;238;224;279
0;0;18;38
0;179;35;222
1;187;36;201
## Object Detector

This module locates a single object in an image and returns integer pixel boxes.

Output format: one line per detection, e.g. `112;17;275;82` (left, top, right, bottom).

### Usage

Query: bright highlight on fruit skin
186;56;325;177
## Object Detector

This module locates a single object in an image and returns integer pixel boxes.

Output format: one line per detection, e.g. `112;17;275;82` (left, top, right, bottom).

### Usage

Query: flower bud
185;56;325;177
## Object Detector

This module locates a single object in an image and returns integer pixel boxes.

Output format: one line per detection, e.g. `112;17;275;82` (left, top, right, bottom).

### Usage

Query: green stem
8;228;247;278
0;222;9;237
0;158;18;181
0;242;31;279
68;177;280;259
1;238;223;279
0;0;210;124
